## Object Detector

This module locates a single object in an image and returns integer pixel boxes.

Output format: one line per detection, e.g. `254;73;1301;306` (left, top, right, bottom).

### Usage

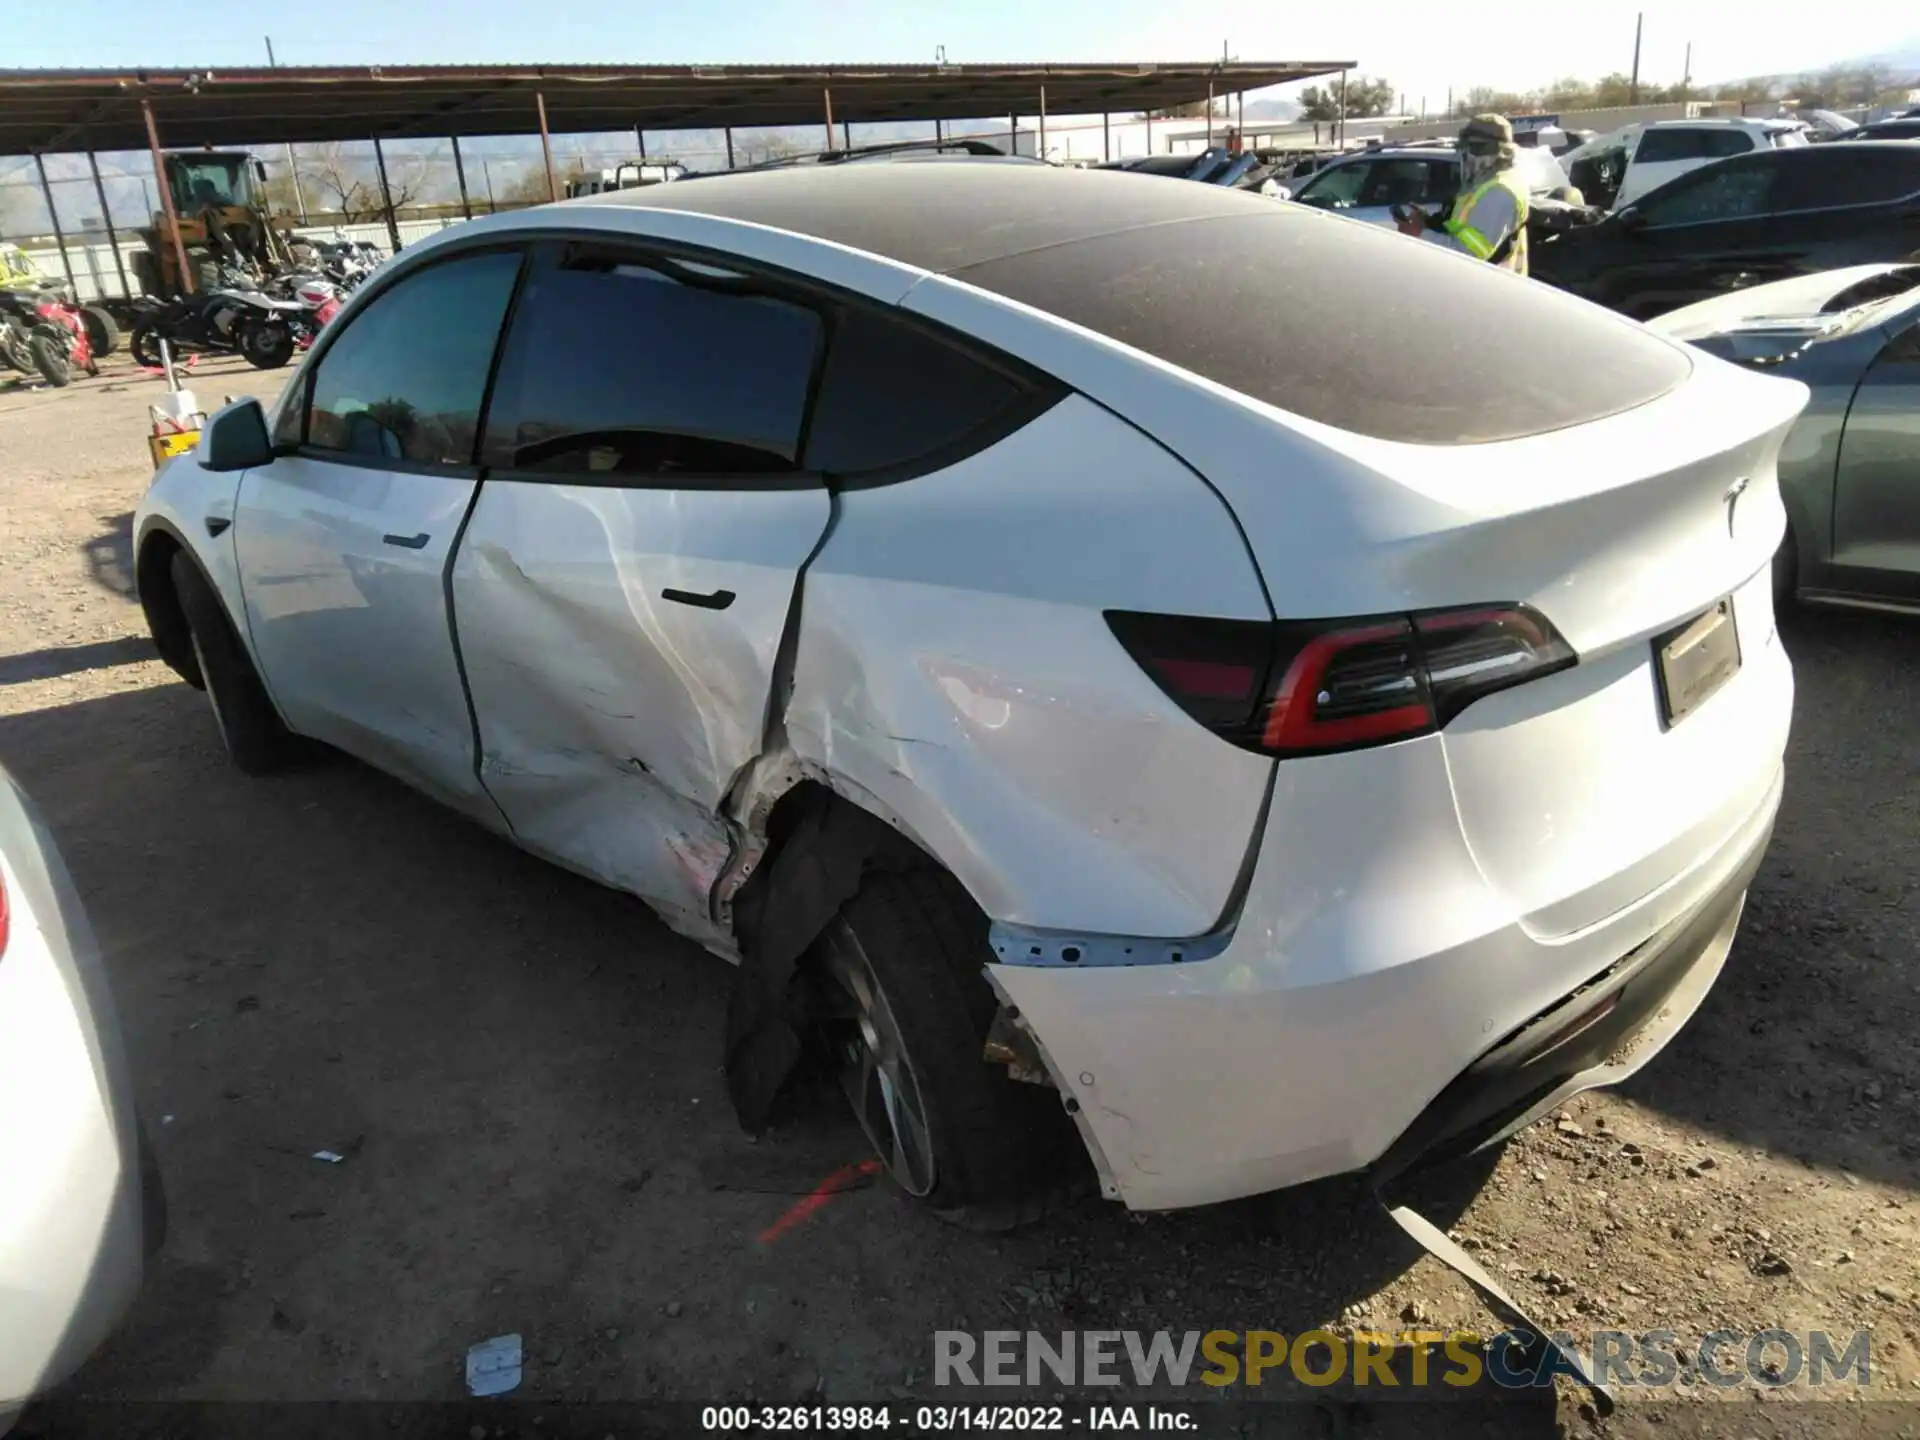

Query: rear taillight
1107;603;1575;758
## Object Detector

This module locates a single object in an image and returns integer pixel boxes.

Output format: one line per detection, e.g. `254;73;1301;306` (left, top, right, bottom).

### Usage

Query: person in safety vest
1395;114;1530;274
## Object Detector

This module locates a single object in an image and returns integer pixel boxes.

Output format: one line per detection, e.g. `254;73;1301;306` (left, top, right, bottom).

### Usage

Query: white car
1563;117;1810;210
1280;143;1575;226
135;161;1801;1218
1;764;160;1431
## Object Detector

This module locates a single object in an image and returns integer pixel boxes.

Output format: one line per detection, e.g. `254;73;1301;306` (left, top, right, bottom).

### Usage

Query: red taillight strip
1261;621;1432;753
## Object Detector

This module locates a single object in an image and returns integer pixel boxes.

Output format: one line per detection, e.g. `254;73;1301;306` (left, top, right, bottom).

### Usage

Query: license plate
1654;598;1741;727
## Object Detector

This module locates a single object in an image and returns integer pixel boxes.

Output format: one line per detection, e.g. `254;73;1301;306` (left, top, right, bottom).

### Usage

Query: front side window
1294;160;1372;208
1359;160;1443;207
481;246;823;477
1636;158;1778;225
305;248;521;467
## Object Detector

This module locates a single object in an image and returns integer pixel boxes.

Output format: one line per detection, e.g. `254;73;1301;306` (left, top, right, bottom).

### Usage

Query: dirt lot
3;359;1918;1437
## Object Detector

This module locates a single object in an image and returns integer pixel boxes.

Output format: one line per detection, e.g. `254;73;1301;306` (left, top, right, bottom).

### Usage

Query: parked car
1852;118;1920;142
1650;262;1920;614
0;764;161;1432
1531;142;1920;320
1093;148;1237;182
137;163;1800;1219
1277;143;1576;227
1562;117;1809;211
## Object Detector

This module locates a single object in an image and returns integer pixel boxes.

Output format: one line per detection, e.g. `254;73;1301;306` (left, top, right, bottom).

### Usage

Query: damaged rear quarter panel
785;393;1274;938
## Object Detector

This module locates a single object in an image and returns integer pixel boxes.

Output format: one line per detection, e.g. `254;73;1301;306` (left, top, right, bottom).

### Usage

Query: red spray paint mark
757;1159;882;1246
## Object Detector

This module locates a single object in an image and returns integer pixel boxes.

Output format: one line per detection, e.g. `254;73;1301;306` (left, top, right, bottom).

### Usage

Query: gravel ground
2;359;1917;1437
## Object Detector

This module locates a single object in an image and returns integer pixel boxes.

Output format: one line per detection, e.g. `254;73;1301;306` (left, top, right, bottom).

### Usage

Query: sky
6;0;1914;114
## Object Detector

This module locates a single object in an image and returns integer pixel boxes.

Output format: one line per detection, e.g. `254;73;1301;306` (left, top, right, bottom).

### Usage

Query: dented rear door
448;241;831;934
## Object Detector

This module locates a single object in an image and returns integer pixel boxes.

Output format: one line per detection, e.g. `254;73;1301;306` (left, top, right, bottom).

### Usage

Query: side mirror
1616;206;1648;233
198;397;274;472
254;159;269;184
1271;184;1293;201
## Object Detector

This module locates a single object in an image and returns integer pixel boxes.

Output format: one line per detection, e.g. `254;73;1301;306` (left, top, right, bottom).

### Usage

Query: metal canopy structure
0;61;1354;155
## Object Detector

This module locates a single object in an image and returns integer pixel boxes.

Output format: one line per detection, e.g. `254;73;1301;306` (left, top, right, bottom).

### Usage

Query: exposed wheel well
724;778;980;1127
134;529;203;688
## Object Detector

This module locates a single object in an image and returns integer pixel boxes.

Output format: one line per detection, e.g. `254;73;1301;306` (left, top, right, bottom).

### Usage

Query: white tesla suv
134;161;1800;1220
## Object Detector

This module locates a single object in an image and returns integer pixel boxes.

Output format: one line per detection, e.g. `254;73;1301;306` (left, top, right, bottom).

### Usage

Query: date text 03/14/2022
701;1405;1195;1431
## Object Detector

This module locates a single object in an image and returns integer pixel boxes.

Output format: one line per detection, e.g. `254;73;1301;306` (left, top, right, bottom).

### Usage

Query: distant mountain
1240;97;1302;123
1845;38;1920;73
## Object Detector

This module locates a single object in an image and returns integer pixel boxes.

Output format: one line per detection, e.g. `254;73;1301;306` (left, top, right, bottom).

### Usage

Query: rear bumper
1369;794;1770;1184
990;759;1783;1211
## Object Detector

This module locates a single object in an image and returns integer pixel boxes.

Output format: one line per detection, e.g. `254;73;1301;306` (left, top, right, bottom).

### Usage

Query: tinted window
483;247;823;477
1773;148;1920;210
1637;157;1778;225
1636;127;1754;163
953;209;1691;446
803;307;1036;475
306;249;520;466
1858;121;1920;140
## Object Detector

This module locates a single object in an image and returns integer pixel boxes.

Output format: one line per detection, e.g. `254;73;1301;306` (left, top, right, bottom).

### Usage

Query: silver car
1279;144;1575;226
1650;263;1920;614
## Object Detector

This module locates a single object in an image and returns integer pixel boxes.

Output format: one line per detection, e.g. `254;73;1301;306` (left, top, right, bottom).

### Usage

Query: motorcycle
127;266;305;371
260;273;344;350
0;281;97;387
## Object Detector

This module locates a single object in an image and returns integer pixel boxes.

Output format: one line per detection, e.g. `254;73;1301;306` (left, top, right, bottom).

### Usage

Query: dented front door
449;483;830;932
445;240;831;937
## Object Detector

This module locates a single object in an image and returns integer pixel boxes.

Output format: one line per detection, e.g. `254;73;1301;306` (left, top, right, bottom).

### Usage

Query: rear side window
953;208;1692;446
803;307;1041;476
305;249;520;466
1636;127;1753;163
1773;148;1920;210
481;246;823;477
1859;121;1920;140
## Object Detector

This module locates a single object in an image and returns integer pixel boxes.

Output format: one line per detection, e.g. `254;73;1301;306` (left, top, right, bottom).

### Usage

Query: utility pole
1682;42;1693;96
1630;12;1644;105
1337;69;1349;146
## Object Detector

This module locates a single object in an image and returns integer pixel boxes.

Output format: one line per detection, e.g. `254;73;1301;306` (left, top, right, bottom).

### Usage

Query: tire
170;550;299;775
27;331;71;387
239;317;294;370
816;869;1081;1229
81;305;120;356
129;325;165;370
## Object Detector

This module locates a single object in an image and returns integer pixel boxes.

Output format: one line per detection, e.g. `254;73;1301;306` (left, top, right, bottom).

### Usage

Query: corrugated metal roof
0;61;1353;155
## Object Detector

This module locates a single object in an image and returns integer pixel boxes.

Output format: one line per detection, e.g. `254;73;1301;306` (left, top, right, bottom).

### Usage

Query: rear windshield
953;208;1691;445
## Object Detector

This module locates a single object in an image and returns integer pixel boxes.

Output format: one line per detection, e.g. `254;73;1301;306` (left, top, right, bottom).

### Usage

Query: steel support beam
84;149;132;299
451;135;472;220
535;90;558;201
372;136;402;253
141;96;194;295
32;152;78;297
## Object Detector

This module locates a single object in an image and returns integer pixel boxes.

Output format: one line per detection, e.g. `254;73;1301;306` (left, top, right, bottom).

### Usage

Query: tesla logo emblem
1723;476;1750;536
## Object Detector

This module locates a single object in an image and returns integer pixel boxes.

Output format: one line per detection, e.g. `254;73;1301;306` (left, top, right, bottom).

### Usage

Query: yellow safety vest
1446;170;1531;274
